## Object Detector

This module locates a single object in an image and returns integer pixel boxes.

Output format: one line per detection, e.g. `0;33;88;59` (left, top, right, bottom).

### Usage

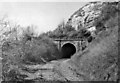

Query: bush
1;32;61;81
21;36;61;64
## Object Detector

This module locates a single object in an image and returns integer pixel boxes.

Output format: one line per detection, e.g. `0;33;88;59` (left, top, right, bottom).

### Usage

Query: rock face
67;2;105;30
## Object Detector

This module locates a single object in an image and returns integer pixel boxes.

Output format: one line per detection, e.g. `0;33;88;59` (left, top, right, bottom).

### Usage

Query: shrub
21;36;61;64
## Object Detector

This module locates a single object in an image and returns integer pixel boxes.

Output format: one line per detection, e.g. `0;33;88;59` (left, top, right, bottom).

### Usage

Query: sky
0;0;117;34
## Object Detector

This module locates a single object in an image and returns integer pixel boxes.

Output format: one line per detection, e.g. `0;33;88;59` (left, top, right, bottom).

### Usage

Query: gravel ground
19;59;85;81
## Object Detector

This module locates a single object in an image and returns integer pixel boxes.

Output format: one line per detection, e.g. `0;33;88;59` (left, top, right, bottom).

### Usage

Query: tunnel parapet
53;38;87;58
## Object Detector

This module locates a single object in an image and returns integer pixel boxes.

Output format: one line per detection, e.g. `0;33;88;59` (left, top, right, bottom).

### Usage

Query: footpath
19;59;85;81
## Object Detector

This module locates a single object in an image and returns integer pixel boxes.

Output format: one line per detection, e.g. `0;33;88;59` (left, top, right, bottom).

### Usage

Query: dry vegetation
0;18;61;82
71;2;119;81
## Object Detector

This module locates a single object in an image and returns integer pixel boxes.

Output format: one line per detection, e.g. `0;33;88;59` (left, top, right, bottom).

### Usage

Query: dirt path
19;59;84;81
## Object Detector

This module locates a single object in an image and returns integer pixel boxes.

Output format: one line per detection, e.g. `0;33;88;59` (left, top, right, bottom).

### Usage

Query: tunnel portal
61;43;76;58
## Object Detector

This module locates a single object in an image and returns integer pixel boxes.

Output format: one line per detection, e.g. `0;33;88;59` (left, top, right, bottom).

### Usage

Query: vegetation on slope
71;2;119;81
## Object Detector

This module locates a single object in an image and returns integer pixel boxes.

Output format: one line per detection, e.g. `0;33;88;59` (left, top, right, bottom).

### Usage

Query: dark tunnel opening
61;43;76;58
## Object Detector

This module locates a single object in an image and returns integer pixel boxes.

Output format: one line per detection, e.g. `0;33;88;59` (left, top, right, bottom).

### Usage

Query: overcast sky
0;0;116;34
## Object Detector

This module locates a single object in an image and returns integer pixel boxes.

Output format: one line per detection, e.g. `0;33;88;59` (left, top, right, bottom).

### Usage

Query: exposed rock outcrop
67;2;105;30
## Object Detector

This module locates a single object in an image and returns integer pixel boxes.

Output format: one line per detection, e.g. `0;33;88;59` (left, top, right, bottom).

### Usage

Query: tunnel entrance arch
61;43;76;58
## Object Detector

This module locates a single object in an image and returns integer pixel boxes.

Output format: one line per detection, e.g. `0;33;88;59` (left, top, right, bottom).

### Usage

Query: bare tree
0;17;22;60
21;25;37;42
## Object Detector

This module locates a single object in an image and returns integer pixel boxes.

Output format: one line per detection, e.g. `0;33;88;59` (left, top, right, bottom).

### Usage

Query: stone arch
61;43;76;58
